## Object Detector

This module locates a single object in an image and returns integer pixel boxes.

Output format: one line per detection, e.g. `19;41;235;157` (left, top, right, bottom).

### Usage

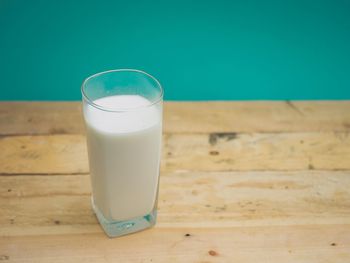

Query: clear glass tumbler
81;69;163;237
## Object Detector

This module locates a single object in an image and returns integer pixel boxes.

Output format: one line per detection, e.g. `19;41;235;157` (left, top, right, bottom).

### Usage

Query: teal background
1;0;350;100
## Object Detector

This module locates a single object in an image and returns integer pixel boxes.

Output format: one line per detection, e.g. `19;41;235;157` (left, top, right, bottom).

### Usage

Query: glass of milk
81;69;163;237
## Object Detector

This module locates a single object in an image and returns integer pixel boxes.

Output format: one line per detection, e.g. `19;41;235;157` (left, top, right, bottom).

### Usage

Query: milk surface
84;95;162;221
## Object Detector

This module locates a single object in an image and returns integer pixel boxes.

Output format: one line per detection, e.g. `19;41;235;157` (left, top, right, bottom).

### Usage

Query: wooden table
0;101;350;262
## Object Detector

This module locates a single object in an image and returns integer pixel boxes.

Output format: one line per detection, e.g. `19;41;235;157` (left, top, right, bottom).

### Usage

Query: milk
83;95;162;221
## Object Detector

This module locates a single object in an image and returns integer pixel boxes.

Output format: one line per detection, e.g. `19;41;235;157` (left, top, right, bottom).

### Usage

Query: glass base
91;197;157;238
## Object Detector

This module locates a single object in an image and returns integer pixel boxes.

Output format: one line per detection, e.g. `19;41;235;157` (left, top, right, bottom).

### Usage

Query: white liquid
84;95;162;221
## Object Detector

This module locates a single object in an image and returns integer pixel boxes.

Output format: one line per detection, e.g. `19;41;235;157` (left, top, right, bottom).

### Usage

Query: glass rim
81;69;163;112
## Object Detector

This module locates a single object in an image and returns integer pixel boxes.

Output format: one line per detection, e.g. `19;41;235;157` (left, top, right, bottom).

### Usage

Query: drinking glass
81;69;163;237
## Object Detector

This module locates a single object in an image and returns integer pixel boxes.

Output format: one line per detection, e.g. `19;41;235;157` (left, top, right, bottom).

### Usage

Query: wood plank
165;101;350;133
0;135;88;174
0;102;84;135
0;101;349;135
164;132;350;172
1;132;350;174
1;171;349;236
0;225;349;262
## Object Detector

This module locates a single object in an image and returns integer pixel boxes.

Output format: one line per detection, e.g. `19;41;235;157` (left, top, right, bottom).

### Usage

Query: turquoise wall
1;0;350;100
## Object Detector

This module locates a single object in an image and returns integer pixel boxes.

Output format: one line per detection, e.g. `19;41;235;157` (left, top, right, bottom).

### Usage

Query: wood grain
1;101;350;135
1;225;349;263
1;101;350;262
0;102;84;135
0;135;88;174
164;132;350;172
1;132;349;174
165;101;350;133
1;171;349;236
